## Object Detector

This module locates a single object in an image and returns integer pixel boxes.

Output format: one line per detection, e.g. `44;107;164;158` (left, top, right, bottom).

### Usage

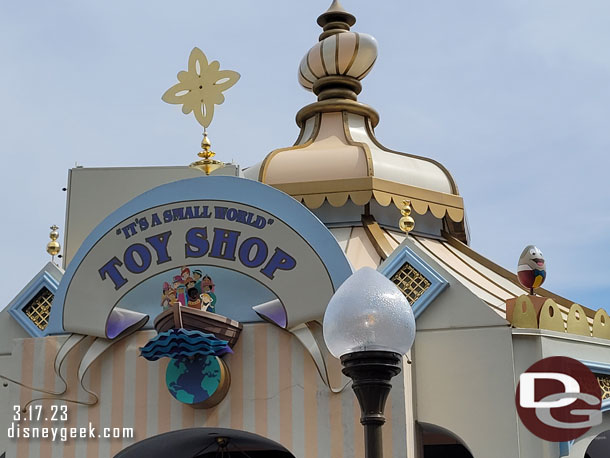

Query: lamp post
323;267;416;458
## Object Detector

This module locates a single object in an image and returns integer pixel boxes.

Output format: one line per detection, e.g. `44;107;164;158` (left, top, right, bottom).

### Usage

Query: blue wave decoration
139;329;232;361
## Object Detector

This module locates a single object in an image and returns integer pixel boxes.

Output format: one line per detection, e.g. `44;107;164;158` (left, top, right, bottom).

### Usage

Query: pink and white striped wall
6;323;408;458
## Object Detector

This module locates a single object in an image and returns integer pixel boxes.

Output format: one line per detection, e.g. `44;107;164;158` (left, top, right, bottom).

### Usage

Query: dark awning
115;427;295;458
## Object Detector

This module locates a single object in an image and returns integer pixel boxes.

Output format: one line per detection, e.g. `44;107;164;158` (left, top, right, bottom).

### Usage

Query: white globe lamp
322;267;416;458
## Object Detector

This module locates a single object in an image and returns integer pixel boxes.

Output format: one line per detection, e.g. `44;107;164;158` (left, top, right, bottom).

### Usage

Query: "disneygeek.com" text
8;422;133;442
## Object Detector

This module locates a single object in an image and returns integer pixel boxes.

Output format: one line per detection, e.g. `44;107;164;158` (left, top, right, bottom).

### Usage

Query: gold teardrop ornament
399;200;415;233
46;225;61;258
189;131;225;175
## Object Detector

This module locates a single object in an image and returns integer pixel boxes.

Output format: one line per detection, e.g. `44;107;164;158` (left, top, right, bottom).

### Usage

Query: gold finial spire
317;0;356;40
399;200;415;234
162;47;240;174
296;2;380;127
189;130;225;175
46;225;61;264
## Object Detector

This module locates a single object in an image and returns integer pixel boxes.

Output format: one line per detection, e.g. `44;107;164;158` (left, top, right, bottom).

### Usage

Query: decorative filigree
597;374;610;401
162;48;240;128
23;287;53;330
391;262;431;305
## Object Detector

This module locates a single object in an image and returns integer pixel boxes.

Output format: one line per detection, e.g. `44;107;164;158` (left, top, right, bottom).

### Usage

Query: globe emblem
165;355;230;408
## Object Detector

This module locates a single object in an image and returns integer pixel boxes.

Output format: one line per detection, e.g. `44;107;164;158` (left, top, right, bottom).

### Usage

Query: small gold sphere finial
190;130;225;175
399;200;415;233
46;225;61;262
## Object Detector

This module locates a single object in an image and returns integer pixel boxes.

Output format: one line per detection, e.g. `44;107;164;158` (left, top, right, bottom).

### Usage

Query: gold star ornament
162;47;240;128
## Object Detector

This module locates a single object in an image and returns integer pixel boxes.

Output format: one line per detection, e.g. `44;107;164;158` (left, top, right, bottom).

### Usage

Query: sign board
49;176;353;339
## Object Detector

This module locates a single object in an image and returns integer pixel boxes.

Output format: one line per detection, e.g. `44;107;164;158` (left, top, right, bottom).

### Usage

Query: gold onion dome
246;1;468;242
298;14;378;98
295;0;380;126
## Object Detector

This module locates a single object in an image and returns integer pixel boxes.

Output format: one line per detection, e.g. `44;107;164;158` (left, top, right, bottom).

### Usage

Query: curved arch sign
49;176;353;339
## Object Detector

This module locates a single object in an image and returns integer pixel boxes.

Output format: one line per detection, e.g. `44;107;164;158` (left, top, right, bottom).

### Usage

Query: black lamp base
340;351;402;458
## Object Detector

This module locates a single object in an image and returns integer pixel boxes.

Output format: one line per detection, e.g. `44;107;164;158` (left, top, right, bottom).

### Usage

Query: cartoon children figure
167;290;178;307
180;266;191;283
187;287;202;309
176;284;187;307
172;275;183;291
161;282;172;309
200;275;217;313
192;270;203;294
161;268;216;311
185;277;196;291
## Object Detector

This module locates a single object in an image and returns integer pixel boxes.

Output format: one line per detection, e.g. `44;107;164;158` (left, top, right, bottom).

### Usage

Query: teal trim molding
8;264;62;337
558;440;574;457
378;244;448;319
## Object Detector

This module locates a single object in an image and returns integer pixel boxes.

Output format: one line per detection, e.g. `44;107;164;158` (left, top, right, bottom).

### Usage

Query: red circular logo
516;356;602;442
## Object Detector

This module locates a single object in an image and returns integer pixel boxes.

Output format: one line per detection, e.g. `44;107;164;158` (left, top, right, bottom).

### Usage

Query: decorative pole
161;47;240;175
341;351;402;458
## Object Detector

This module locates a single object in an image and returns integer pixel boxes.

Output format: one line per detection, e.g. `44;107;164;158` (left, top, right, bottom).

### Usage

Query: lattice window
597;374;610;401
22;287;53;331
391;262;431;305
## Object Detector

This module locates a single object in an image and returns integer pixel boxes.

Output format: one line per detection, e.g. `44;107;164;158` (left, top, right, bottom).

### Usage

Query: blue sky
1;1;609;312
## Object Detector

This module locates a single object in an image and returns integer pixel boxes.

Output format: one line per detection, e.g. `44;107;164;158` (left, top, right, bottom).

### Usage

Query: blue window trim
558;440;574;457
8;269;60;337
378;244;448;319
